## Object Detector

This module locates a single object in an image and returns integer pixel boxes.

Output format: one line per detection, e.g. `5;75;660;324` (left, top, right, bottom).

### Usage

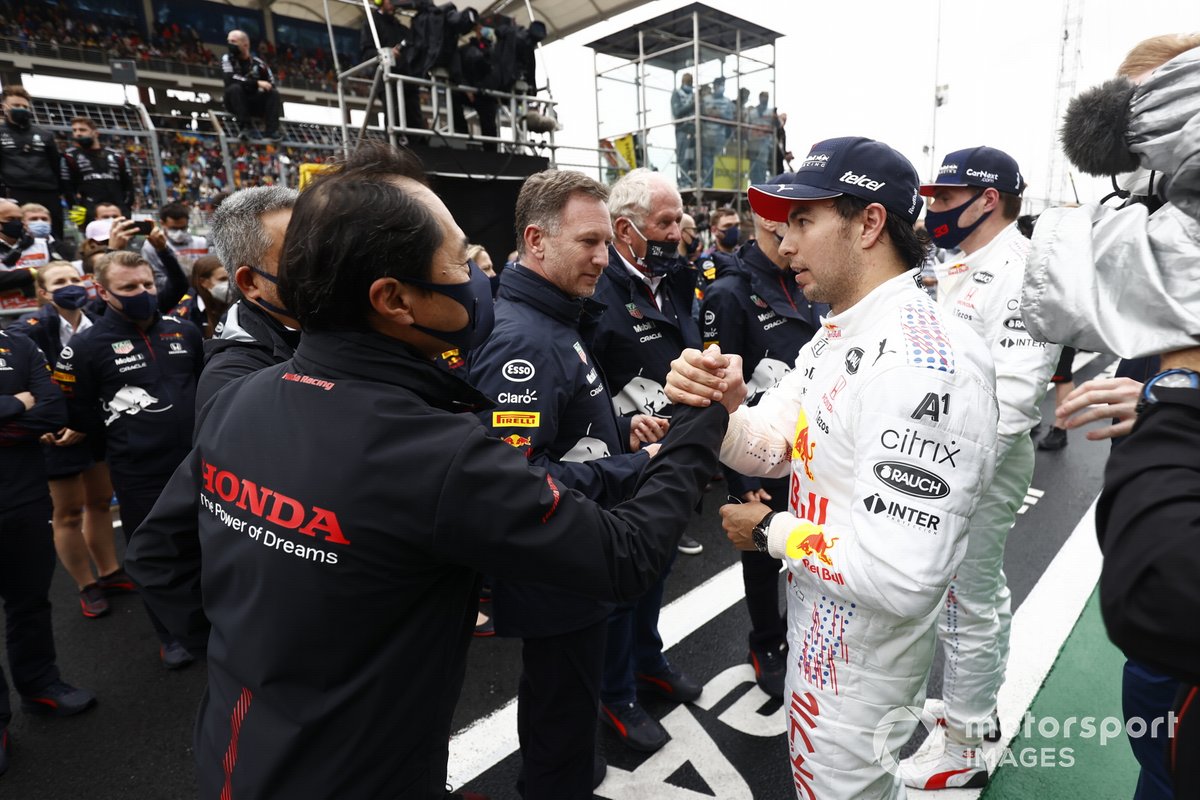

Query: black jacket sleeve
156;247;189;312
196;345;276;415
0;266;34;291
119;153;135;211
700;282;759;497
468;337;646;507
0;338;67;441
62;151;80;206
435;403;728;602
53;335;103;438
124;447;209;652
1098;399;1200;685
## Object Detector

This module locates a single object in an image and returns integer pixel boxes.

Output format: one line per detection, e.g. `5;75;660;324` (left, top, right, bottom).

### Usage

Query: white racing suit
720;270;999;798
934;223;1061;744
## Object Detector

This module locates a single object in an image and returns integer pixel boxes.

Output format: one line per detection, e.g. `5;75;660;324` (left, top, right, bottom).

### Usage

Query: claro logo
873;461;949;499
501;359;536;382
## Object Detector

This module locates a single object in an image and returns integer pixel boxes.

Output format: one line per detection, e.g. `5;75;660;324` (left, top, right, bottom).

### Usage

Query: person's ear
859;203;888;250
368;277;418;325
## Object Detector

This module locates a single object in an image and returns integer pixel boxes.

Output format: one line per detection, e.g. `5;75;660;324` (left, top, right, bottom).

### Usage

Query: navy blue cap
748;137;924;225
920;146;1025;196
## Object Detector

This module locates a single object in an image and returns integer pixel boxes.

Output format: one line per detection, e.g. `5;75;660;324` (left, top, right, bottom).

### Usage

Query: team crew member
668;136;1000;799
125;143;735;800
706;206;743;279
0;199;39;310
0;329;96;778
7;263;128;619
468;169;668;798
141;202;209;288
53;251;203;670
902;147;1062;790
0;86;67;243
221;29;282;141
592;168;703;754
199;185;299;409
61;117;135;221
699;172;825;699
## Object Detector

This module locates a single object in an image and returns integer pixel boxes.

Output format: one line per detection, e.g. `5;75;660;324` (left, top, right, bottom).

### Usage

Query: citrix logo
840;171;887;191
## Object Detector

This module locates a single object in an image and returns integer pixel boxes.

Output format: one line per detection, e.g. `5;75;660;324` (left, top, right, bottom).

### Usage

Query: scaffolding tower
585;3;782;209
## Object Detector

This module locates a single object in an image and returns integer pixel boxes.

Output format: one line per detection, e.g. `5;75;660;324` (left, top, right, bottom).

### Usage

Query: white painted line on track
446;560;747;790
909;495;1103;799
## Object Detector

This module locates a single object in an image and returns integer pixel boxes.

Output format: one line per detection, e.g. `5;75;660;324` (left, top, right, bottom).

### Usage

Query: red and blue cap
747;136;924;225
919;146;1025;196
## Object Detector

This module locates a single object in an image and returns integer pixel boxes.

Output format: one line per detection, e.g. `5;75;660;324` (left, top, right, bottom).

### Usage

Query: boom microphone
1059;77;1139;177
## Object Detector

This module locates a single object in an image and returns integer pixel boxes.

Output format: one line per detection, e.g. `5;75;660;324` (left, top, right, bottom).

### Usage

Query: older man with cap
899;146;1062;790
666;136;1000;798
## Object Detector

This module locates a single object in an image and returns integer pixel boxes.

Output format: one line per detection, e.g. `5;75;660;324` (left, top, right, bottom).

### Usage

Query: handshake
665;344;748;414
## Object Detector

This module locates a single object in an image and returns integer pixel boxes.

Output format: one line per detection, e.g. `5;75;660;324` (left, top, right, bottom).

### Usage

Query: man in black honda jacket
126;143;738;800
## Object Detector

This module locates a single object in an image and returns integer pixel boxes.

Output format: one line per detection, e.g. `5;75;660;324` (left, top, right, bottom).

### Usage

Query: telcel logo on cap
840;171;887;192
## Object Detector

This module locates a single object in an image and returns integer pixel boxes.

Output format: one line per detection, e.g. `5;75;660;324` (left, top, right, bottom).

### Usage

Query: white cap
84;219;114;242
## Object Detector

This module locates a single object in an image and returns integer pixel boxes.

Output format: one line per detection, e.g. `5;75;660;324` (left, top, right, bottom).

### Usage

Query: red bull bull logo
791;409;816;480
501;434;532;449
798;530;838;566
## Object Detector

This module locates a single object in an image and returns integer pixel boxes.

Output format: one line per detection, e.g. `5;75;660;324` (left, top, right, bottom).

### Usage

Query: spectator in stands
671;73;696;187
0;325;97;779
700;77;734;187
7;262;129;620
0;86;66;243
62;116;135;222
222;29;282;142
174;255;230;339
141;202;208;286
53;250;203;670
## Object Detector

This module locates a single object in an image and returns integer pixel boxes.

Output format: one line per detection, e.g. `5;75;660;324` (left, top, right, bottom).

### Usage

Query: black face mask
228;43;242;58
7;107;31;129
625;220;679;278
74;135;95;148
247;265;293;318
0;218;24;241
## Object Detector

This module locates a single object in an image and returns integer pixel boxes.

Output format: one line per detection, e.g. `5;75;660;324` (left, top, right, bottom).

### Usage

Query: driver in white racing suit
667;136;1000;799
901;147;1062;790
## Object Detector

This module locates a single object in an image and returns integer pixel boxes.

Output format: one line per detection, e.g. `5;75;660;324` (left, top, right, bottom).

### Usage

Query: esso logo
502;359;536;382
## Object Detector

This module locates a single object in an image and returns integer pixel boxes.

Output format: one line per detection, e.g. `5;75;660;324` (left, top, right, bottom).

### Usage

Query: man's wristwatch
1137;368;1200;413
751;511;776;553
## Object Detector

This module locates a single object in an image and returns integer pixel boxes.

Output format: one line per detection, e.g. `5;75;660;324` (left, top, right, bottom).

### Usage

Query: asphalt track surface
0;355;1117;800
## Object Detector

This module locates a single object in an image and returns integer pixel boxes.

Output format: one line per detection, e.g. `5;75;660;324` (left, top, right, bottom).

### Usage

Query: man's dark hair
514;170;608;255
1;86;31;103
711;206;738;227
160;202;190;223
279;142;440;332
833;195;929;271
71;116;97;131
999;191;1023;221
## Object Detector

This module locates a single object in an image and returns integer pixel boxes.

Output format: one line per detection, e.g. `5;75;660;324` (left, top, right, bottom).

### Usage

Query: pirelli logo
52;371;75;383
493;411;540;427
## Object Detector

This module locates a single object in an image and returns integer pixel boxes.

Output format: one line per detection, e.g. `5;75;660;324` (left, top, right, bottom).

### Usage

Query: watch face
1157;372;1198;389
